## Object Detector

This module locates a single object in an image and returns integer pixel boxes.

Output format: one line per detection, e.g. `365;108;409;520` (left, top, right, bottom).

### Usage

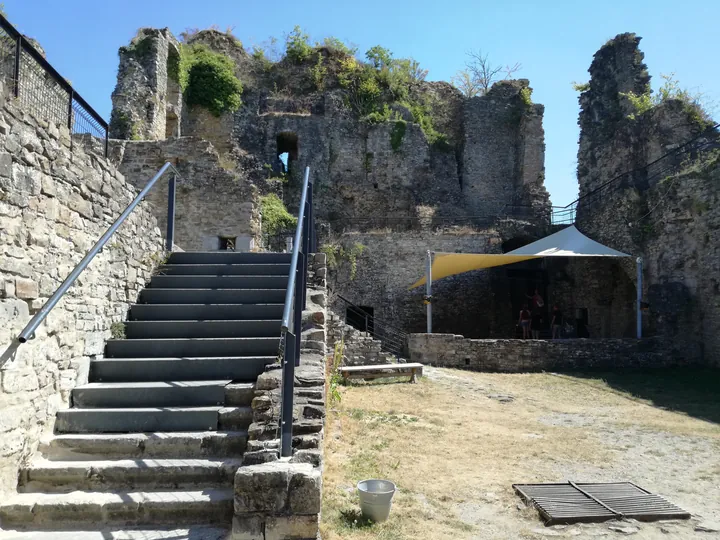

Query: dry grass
320;368;720;539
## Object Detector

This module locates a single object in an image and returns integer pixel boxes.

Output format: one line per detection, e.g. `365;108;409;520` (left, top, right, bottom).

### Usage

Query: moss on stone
390;120;406;152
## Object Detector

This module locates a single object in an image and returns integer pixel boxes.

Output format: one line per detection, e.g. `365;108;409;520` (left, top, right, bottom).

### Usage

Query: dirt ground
320;367;720;539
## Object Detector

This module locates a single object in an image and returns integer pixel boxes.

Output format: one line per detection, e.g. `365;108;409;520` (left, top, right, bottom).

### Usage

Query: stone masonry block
288;464;321;515
234;461;289;514
231;514;264;540
265;514;320;540
14;277;38;299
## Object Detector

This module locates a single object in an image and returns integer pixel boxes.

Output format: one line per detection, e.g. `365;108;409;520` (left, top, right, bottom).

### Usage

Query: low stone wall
233;253;327;539
327;311;395;366
0;84;163;495
408;334;678;372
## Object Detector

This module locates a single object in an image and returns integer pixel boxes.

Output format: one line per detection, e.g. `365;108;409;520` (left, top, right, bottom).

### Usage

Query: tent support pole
636;257;643;339
426;250;432;334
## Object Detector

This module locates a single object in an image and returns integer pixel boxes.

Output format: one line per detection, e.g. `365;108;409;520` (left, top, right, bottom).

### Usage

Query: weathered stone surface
265;514;319;540
234;461;290;514
287;464;321;515
0;89;163;497
409;334;676;372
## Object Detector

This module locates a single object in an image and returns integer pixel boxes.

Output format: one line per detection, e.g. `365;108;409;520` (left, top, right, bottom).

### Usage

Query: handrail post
280;330;296;457
13;35;21;98
166;174;176;251
301;203;310;311
294;252;304;367
67;89;74;152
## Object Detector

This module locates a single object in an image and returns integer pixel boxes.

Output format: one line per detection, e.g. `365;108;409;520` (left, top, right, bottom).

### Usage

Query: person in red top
526;288;544;339
518;304;531;339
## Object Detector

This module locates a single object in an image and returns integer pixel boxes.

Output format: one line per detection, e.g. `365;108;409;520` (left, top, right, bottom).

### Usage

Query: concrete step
157;263;290;276
148;275;288;289
55;407;221;433
124;320;282;339
0;488;233;528
39;431;248;460
105;337;280;358
167;252;291;265
90;356;274;382
19;458;242;492
139;288;286;304
218;407;253;431
71;381;230;408
129;303;284;321
0;526;230;539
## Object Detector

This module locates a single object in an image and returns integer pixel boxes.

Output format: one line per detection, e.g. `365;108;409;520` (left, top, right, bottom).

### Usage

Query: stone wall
0;85;163;496
408;334;680;372
109;28;180;141
111;137;260;251
233;253;327;538
327;311;396;365
571;33;720;364
325;221;545;339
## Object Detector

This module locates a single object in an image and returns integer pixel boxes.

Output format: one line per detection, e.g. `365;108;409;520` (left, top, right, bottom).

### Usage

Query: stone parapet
0;82;163;495
408;334;678;372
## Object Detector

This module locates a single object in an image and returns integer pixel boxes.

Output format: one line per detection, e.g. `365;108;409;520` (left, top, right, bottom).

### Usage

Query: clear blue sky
4;0;718;207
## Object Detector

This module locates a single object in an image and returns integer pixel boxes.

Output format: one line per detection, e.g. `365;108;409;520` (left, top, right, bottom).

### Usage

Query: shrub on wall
179;44;243;116
285;25;313;64
260;194;297;237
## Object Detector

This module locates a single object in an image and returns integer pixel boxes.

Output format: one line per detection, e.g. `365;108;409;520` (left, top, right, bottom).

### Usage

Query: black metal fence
0;13;108;156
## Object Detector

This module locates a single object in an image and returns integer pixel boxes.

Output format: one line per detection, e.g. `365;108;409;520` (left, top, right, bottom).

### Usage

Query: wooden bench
339;363;423;383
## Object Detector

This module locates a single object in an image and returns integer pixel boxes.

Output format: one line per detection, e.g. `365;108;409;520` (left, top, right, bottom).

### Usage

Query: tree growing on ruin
452;50;521;97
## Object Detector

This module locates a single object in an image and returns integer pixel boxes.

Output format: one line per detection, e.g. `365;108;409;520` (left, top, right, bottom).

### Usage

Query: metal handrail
280;167;311;331
279;166;313;458
17;162;180;343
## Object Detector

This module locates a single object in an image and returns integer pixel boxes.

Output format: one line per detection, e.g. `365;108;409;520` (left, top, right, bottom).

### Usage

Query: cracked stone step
38;431;248;460
71;381;231;408
0;489;233;528
156;262;290;276
55;407;222;433
90;356;275;382
19;458;243;492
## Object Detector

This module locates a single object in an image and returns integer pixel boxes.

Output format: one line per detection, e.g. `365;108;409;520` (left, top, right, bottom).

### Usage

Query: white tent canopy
505;225;631;258
413;226;642;338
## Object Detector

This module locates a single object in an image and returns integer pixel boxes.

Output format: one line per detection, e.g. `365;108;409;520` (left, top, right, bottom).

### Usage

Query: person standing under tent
551;304;564;339
527;288;544;339
518;304;531;339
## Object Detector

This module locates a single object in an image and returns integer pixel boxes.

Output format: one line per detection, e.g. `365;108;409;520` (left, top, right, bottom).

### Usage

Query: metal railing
17;163;179;343
550;122;720;224
334;294;408;359
0;13;108;156
279;166;316;458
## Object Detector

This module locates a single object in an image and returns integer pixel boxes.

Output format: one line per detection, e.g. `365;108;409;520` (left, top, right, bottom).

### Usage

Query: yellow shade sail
411;253;539;289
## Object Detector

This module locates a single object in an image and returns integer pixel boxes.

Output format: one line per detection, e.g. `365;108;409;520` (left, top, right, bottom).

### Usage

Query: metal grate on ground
513;482;690;526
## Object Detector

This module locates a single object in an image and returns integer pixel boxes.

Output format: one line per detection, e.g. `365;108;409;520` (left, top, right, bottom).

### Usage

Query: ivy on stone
179;44;243;116
260;194;297;237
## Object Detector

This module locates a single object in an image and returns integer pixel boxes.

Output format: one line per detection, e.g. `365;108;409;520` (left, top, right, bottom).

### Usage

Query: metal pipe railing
17;162;180;343
279;166;313;458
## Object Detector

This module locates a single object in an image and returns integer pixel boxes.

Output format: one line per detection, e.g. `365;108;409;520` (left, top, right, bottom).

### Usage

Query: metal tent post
426;250;432;334
636;257;643;339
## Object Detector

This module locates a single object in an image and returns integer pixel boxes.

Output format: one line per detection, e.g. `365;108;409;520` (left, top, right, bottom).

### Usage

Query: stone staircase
0;251;291;537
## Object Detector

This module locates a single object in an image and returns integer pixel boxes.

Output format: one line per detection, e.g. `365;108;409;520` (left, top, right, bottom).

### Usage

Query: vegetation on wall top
620;73;714;126
177;43;243;116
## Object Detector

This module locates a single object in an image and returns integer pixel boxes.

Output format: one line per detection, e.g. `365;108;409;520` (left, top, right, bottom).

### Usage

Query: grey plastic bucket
357;479;396;522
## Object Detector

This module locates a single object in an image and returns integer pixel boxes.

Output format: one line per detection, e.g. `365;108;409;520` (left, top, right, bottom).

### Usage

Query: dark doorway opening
346;306;374;334
219;236;236;251
276;132;298;174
